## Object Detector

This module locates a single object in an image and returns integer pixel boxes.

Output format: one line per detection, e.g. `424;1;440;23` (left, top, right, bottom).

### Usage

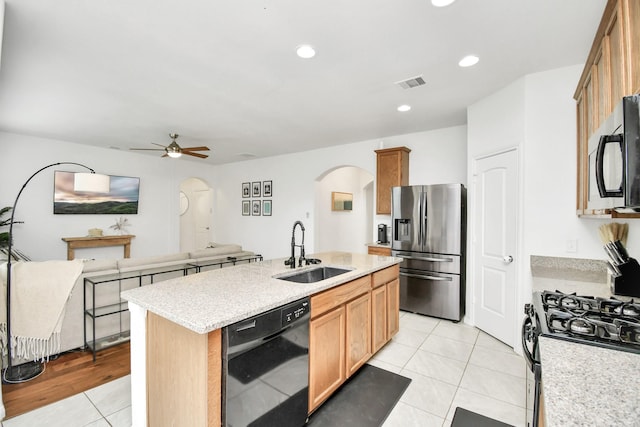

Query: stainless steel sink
275;266;353;283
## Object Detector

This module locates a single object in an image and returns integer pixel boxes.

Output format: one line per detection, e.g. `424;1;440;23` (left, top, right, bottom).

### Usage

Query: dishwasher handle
400;272;452;281
227;324;295;358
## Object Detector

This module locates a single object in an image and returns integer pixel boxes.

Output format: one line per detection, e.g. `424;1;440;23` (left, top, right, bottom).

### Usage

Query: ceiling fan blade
183;151;209;159
151;142;167;148
130;148;166;151
161;153;168;157
180;146;210;152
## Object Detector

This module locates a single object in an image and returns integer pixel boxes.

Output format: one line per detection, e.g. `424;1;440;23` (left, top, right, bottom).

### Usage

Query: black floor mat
451;407;514;427
307;364;411;427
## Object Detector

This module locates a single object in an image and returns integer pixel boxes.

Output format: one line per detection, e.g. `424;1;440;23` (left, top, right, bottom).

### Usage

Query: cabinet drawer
372;264;399;288
311;275;371;318
368;246;391;256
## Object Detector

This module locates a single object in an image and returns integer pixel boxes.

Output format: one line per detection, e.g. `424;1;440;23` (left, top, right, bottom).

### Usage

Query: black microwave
587;95;640;212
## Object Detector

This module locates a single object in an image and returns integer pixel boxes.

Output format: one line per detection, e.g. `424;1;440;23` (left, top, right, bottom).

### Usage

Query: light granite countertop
121;251;400;334
539;337;640;426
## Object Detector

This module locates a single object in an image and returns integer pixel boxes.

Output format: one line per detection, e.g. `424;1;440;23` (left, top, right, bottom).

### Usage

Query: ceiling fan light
166;140;182;158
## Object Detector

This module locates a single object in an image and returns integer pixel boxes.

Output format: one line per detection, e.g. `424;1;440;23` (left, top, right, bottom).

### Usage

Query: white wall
1;126;467;262
211;126;468;260
315;167;374;254
521;66;640;260
467;64;640;339
0;132;216;261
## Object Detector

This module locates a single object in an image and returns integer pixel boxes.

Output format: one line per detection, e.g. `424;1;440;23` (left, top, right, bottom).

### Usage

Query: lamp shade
74;172;110;193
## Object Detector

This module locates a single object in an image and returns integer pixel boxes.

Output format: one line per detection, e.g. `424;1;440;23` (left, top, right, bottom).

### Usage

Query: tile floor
1;311;527;427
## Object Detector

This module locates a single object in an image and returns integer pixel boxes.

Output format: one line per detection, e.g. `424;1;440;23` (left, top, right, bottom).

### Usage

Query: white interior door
473;149;518;347
194;189;212;249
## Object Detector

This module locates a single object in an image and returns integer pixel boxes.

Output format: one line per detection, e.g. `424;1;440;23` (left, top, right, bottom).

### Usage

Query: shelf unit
83;254;264;361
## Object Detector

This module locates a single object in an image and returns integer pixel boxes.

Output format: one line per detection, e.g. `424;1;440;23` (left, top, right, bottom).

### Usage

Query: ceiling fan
130;133;210;159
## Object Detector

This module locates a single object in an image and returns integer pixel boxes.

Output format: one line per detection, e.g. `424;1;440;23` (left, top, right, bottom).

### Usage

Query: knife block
612;257;640;297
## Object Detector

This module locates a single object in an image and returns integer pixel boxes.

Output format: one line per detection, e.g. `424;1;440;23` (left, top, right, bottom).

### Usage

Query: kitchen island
121;251;401;427
539;337;640;426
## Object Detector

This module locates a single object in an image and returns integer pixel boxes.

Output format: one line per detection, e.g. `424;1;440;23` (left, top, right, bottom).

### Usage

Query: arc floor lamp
3;162;109;383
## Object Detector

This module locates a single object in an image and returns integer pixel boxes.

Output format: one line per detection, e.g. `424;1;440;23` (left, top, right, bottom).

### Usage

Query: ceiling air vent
395;75;426;89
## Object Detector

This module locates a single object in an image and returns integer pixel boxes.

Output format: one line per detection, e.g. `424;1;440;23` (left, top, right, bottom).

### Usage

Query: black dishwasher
222;297;310;427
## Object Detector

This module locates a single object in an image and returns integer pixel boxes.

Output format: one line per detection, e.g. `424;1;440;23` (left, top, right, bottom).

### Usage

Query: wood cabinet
375;147;410;215
575;0;640;216
308;265;400;413
309;275;371;412
309;306;346;411
371;265;400;353
371;285;387;353
368;245;392;256
387;277;400;337
345;292;372;377
146;312;221;427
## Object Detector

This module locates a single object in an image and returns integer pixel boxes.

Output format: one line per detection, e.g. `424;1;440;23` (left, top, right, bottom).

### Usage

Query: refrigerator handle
420;191;427;246
400;272;452;282
396;255;454;263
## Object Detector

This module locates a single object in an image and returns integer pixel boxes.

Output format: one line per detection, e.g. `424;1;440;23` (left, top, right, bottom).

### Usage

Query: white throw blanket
0;260;83;361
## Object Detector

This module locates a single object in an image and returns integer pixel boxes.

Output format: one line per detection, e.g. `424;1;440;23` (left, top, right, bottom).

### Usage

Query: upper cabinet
375;147;410;215
575;0;640;216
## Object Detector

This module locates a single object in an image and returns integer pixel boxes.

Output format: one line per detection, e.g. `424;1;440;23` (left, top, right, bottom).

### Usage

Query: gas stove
527;290;640;354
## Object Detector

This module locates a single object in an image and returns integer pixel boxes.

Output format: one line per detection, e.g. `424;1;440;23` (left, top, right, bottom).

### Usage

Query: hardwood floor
2;343;130;419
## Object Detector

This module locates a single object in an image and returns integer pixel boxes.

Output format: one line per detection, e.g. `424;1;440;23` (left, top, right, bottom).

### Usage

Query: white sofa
57;243;259;358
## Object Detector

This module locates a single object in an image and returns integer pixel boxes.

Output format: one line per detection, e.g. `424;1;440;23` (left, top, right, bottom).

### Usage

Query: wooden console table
62;235;135;260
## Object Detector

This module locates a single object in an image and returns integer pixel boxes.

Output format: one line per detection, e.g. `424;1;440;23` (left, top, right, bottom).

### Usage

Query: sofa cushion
190;244;243;259
117;253;191;270
82;258;118;273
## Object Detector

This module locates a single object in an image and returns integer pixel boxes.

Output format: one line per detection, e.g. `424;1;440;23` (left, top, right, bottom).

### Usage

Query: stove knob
524;303;532;315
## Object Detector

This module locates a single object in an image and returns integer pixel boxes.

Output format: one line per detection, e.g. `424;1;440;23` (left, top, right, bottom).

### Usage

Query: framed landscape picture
242;200;250;216
252;182;261;197
252;200;261;216
242;182;250;198
263;200;272;216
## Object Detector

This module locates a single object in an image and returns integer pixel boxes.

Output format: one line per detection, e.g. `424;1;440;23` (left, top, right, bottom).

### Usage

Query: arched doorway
314;166;374;254
179;178;212;252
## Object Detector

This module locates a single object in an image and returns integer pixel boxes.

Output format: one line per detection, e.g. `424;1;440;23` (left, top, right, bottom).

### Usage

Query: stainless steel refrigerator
391;184;466;321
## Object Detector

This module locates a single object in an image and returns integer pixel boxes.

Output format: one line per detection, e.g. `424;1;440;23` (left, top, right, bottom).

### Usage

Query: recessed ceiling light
296;45;316;59
397;105;411;112
431;0;456;7
458;55;479;67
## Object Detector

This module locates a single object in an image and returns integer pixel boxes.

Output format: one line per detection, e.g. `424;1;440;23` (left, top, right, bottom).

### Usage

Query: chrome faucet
285;220;306;268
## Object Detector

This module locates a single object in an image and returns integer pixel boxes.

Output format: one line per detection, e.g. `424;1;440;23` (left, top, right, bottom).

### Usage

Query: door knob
503;255;514;263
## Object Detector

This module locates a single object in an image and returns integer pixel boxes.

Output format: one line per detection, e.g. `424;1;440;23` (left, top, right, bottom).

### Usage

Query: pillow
82;259;118;273
190;245;243;259
117;252;191;269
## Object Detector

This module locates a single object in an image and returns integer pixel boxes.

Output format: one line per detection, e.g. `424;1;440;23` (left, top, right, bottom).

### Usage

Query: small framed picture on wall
263;180;272;197
252;182;261;197
242;182;250;198
263;200;272;216
252;200;261;216
242;200;250;216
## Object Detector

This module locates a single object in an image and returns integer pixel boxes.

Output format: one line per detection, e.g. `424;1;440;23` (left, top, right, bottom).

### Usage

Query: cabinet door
375;147;410;215
386;278;400;338
608;3;627;108
624;0;640;93
345;292;372;377
371;285;387;353
309;306;346;412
